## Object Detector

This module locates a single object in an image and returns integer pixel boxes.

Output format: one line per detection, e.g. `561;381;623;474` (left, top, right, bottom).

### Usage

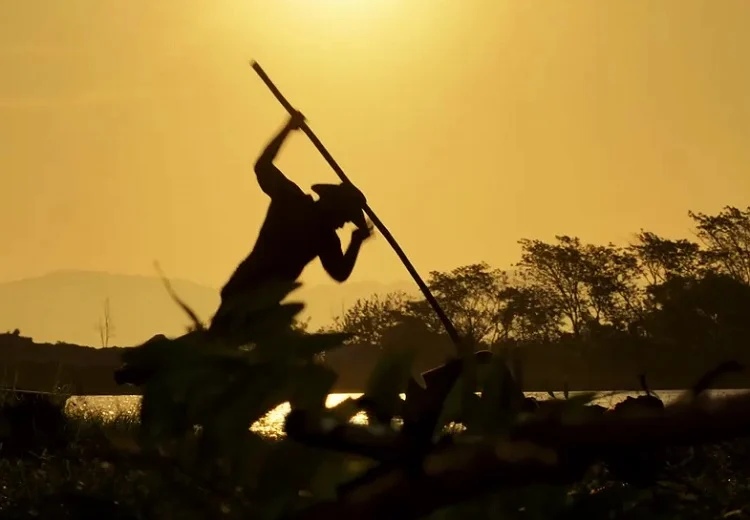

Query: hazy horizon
0;266;417;295
0;269;419;346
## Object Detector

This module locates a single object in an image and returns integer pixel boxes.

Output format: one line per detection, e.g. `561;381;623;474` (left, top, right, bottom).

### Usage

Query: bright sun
283;0;399;22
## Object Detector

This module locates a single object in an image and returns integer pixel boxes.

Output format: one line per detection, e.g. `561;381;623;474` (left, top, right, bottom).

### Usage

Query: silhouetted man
209;110;373;336
114;111;372;388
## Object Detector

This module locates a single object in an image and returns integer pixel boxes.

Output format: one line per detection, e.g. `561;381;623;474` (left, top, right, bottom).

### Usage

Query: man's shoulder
269;179;309;201
268;187;317;216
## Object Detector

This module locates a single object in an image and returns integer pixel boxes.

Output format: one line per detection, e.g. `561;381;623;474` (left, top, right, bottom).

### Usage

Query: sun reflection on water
249;393;369;440
64;393;372;441
65;389;749;440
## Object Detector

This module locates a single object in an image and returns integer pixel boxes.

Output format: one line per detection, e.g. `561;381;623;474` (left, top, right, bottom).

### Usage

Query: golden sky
1;1;748;289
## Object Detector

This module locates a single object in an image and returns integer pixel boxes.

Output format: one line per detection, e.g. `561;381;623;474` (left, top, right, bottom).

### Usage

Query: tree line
323;205;750;356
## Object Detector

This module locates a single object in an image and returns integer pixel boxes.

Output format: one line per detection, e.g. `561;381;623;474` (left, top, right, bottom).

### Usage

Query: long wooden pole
250;61;465;354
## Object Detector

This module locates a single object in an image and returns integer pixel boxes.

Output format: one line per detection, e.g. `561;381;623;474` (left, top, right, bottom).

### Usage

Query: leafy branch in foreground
117;281;361;518
283;366;750;520
117;277;750;520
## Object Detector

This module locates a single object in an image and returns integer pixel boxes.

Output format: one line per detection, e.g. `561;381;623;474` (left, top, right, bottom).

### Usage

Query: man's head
312;183;368;230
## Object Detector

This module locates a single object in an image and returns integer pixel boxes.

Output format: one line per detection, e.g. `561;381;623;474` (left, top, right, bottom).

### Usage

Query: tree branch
284;391;750;520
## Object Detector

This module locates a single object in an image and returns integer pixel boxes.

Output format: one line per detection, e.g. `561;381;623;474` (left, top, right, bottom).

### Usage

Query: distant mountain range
0;270;415;347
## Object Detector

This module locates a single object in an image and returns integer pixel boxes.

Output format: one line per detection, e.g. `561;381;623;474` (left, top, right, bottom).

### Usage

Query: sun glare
282;0;400;24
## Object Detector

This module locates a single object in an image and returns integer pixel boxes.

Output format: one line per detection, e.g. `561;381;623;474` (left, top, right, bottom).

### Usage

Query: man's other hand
352;222;374;243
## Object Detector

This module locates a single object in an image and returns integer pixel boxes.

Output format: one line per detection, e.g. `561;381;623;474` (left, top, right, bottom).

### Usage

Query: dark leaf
472;354;523;433
289;363;338;414
361;347;416;425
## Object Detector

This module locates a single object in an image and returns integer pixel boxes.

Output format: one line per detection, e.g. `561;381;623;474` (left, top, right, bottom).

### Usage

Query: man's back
220;183;322;301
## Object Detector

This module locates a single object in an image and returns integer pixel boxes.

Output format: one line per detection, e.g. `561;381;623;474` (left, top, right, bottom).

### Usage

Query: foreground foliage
1;280;749;519
2;285;750;520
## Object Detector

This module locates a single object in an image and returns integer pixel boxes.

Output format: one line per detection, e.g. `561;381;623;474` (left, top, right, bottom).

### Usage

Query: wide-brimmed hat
311;183;368;228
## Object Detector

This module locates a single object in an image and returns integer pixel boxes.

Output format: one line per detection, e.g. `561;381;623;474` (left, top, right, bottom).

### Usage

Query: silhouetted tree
403;263;510;346
641;272;750;351
689;205;750;284
325;292;410;346
327;206;750;363
514;237;640;336
328;264;513;348
629;231;704;286
496;283;563;343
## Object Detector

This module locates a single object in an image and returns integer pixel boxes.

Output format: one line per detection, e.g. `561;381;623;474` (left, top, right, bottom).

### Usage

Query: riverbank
4;331;750;397
1;390;750;519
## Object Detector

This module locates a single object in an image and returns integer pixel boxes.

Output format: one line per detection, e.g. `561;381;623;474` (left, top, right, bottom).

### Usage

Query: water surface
66;389;748;440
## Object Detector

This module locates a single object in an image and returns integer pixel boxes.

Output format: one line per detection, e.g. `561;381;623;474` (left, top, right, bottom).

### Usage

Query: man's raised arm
254;111;305;197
